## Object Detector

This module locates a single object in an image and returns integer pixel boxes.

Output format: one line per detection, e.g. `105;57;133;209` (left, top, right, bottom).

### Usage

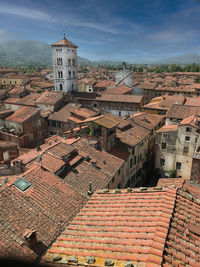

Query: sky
0;0;200;62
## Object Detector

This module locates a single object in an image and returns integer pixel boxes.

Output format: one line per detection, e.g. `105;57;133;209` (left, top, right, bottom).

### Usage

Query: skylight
14;178;31;192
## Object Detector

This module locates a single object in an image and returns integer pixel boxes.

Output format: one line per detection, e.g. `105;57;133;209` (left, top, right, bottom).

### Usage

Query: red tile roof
180;115;200;129
157;178;185;188
42;187;177;266
166;104;200;119
101;85;133;95
48;104;81;123
157;125;178;133
51;37;78;48
63;161;112;196
5;107;39;123
0;165;86;262
36;91;64;105
42;181;200;267
96;94;143;104
185;96;200;106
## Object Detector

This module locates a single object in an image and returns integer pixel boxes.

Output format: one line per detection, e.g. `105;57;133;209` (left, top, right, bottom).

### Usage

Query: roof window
14;178;31;191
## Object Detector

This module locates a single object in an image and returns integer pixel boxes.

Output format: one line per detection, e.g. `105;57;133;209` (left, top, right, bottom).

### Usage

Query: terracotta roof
48;104;81;123
36;91;64;105
157;125;178;133
73;138;124;178
94;115;119;129
51;37;78;48
8;86;26;95
163;181;200;266
5;107;39;123
130;112;163;131
40;152;66;173
93;80;115;88
63;161;112;196
0;165;86;262
101;85;133;95
138;82;157;90
42;186;178;266
166;104;200;119
185;96;200;106
96;94;143;104
3;93;41;106
157;178;185;188
180;115;200;129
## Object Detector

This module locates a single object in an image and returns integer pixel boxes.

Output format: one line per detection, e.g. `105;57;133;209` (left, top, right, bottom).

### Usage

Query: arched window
71;84;73;91
60;84;63;91
58;71;60;78
60;71;63;78
60;58;62;65
68;71;71;79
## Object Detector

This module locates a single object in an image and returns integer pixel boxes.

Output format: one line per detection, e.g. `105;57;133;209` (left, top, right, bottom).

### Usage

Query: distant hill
151;54;200;65
0;40;90;67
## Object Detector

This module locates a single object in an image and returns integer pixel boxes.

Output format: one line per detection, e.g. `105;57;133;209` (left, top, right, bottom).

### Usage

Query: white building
155;116;200;179
51;35;78;92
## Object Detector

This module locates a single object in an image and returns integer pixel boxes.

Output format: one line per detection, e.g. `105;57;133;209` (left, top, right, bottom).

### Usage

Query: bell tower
51;34;78;92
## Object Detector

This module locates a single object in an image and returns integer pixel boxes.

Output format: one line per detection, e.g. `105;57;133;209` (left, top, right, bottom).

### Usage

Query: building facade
51;35;78;92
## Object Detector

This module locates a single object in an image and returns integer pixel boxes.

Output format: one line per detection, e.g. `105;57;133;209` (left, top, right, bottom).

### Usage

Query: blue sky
0;0;200;61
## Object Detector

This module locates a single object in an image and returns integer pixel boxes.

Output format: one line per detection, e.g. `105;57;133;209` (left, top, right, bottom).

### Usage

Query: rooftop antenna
63;29;66;39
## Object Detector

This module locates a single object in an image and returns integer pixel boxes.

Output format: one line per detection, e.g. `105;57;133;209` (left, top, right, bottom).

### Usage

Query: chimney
87;182;93;197
23;229;37;245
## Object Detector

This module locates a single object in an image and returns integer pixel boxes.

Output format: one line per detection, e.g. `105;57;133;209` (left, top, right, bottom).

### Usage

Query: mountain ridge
0;40;200;67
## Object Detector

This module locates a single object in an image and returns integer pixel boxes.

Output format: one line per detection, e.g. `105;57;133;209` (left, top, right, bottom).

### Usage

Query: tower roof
51;37;78;48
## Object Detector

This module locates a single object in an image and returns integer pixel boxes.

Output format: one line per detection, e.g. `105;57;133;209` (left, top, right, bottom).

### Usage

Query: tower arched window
60;71;63;78
58;71;60;78
60;84;63;91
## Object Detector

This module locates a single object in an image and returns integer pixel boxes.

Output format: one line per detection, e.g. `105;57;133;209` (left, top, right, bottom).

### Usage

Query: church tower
51;35;78;92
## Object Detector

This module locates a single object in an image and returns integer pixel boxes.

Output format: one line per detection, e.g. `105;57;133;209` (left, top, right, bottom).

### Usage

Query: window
119;111;121;117
176;162;181;170
52;120;56;127
183;146;189;154
60;71;63;78
186;127;192;132
118;169;120;175
72;59;75;66
162;133;168;138
130;158;133;168
185;136;190;142
73;71;75;79
161;142;166;149
60;84;63;91
68;71;71;79
68;59;71;66
160;159;165;166
195;137;198;143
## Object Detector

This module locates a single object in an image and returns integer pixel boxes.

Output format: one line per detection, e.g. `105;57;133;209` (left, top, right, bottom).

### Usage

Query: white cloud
0;4;56;22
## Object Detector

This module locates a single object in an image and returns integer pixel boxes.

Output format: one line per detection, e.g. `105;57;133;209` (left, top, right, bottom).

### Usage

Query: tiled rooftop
166;104;200;119
51;37;78;48
48;104;81;123
95;94;143;104
36;91;64;105
42;181;200;267
42;187;177;266
94;115;119;129
0;166;86;262
157;125;178;133
5;106;39;123
101;85;133;95
63;161;112;196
